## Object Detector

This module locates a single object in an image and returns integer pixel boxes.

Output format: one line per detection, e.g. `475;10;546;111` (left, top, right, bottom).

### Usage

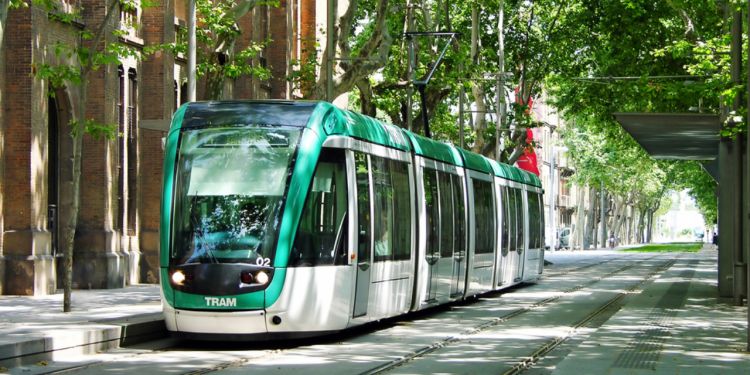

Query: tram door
423;167;467;302
449;173;467;297
496;185;512;287
505;187;521;282
515;189;526;278
353;153;372;318
423;170;440;301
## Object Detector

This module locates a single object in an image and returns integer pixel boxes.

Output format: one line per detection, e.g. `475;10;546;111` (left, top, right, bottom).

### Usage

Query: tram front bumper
164;304;267;335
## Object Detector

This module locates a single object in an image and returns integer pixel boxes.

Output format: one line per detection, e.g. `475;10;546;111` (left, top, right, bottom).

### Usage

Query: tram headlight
240;271;254;284
171;270;186;286
255;271;270;285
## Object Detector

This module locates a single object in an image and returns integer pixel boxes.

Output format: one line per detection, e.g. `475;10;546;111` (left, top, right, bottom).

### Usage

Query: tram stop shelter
614;112;749;348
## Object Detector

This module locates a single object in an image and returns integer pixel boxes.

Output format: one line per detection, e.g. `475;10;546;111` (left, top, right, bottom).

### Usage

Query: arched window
126;68;138;235
116;66;125;232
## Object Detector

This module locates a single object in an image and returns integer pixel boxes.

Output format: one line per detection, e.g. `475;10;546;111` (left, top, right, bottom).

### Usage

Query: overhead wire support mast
405;31;459;139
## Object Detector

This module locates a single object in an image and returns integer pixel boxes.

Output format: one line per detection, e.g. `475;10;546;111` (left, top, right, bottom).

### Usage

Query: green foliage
70;118;117;140
288;41;319;94
31;0;141;136
174;0;274;99
670;161;718;224
9;0;27;9
546;0;726;226
623;242;702;253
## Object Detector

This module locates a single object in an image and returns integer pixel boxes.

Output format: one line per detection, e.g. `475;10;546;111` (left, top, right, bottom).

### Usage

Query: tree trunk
625;206;632;245
205;71;225;100
356;79;376;117
571;183;586;250
62;102;83;312
496;0;505;160
611;195;625;238
638;209;647;243
0;0;9;47
584;185;598;249
314;0;392;101
469;3;489;155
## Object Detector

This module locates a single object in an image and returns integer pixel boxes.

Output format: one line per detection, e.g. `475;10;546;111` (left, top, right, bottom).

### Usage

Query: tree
169;0;275;100
546;0;727;230
32;0;140;311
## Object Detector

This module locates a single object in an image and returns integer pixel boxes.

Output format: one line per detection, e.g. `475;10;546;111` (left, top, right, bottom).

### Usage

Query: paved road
8;249;749;375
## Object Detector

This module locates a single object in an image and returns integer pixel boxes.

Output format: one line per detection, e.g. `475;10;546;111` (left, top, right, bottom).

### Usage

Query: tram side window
373;156;411;262
355;153;371;264
515;188;525;249
392;160;411;260
290;148;348;267
452;174;466;255
473;179;495;254
438;171;455;258
527;192;541;249
507;187;517;252
538;192;545;249
424;170;440;258
500;186;510;256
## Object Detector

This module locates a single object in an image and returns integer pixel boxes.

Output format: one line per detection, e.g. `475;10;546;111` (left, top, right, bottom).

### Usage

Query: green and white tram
160;100;544;339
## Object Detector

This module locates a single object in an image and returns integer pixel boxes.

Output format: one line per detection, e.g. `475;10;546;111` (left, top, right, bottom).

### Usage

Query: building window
119;0;140;38
127;68;138;236
117;66;125;232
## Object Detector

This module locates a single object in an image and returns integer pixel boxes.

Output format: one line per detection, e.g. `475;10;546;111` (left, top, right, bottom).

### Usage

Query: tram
160;100;544;339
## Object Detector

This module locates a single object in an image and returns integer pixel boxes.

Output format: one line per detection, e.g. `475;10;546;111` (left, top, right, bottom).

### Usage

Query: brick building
0;0;319;295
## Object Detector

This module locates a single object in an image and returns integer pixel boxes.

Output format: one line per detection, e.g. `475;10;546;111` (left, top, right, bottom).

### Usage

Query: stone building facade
0;0;317;295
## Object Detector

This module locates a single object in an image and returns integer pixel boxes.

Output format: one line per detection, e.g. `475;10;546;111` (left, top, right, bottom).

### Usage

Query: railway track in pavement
360;255;672;375
33;253;669;375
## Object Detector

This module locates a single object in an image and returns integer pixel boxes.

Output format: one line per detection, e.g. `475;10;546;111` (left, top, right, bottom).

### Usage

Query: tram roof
179;100;317;129
403;131;464;166
322;104;412;152
456;148;494;174
488;159;543;188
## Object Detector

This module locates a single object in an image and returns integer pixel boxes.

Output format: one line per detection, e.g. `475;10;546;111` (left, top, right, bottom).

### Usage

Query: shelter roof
613;113;720;161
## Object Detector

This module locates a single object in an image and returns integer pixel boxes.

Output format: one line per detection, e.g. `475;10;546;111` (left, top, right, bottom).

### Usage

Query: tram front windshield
171;126;302;266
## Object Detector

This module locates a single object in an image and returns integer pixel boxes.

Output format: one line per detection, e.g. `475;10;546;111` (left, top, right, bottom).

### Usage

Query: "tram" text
204;297;237;307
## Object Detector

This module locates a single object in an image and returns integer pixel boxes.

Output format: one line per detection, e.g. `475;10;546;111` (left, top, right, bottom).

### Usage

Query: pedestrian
712;231;718;248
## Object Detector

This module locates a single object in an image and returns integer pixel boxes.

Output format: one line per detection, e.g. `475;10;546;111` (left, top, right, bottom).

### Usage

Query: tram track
358;255;672;375
150;255;644;375
500;257;679;375
39;254;663;375
175;255;661;375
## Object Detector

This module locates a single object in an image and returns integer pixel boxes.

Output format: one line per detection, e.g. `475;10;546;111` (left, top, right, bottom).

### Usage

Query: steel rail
359;255;666;375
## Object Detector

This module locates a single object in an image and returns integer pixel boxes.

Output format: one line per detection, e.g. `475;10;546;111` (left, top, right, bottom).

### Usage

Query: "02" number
256;257;271;267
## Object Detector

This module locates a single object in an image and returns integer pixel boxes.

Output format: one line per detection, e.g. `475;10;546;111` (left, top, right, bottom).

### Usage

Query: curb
0;313;166;369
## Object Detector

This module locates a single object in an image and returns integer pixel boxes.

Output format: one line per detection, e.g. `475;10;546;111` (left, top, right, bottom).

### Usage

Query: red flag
515;128;540;176
514;87;534;114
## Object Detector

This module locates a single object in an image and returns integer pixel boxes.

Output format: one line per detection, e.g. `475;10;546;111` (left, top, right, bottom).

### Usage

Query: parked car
557;227;571;250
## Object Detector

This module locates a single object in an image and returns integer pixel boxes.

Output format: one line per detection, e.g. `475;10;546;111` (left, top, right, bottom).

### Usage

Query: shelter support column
718;137;745;299
728;7;747;304
746;0;750;351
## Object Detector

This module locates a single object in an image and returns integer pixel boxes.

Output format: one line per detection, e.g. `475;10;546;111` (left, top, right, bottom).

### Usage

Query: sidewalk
0;284;164;369
549;245;750;374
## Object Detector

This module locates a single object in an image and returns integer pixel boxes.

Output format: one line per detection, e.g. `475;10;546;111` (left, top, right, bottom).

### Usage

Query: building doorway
48;90;73;290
